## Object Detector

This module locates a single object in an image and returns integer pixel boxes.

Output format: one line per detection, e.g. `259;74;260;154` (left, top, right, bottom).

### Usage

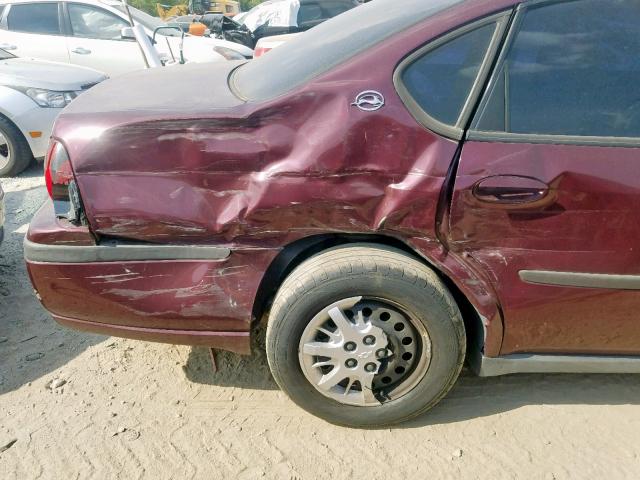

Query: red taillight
254;46;272;58
44;140;73;200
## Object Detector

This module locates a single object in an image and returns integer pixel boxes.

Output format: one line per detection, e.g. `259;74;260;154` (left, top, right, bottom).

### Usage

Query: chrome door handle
0;43;17;50
72;47;91;55
473;175;550;206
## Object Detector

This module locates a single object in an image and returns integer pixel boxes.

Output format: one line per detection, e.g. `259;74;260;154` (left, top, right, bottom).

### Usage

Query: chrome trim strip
472;352;640;377
519;270;640;290
467;130;640;148
24;238;231;263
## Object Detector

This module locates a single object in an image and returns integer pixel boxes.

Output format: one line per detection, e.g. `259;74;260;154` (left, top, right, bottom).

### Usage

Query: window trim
64;2;133;42
393;11;513;141
468;0;640;148
5;1;64;36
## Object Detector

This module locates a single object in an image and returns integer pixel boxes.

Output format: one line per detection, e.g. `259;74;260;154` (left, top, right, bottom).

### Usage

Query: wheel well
252;234;483;355
0;111;33;156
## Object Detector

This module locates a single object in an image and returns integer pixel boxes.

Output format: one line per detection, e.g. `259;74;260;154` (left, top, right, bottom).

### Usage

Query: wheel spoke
327;306;354;333
344;377;357;396
312;359;335;369
361;385;379;405
317;367;345;391
302;341;340;357
318;326;341;341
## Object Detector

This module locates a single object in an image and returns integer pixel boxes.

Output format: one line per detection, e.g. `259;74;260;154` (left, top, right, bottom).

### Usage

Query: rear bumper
25;202;278;355
53;314;250;354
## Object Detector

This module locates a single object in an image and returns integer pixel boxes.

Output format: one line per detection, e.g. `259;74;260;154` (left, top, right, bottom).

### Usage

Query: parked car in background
0;47;105;176
25;0;640;427
210;0;359;47
0;0;253;77
241;0;359;39
0;182;4;242
232;10;247;24
253;32;299;57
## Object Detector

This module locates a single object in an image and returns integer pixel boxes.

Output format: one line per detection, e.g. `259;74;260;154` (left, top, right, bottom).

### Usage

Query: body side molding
519;270;640;290
471;351;640;377
24;238;231;263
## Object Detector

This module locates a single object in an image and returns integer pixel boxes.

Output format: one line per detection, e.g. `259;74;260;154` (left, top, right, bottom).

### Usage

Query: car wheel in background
266;244;466;427
0;117;34;177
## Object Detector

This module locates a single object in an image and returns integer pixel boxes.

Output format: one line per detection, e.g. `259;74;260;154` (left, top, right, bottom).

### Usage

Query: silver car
0;181;4;242
0;48;107;176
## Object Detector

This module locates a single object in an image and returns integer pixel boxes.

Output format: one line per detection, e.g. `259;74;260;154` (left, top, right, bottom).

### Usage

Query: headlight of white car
24;88;80;108
213;46;247;61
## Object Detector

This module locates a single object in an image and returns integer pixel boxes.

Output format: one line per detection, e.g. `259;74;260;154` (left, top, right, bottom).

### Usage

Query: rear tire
0;117;33;177
266;244;466;427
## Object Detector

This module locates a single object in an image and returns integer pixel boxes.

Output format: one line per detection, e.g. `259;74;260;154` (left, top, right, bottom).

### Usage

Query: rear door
448;0;640;355
0;2;69;62
64;2;144;76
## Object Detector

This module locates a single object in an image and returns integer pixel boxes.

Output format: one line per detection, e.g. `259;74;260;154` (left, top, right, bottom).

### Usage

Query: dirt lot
1;166;640;479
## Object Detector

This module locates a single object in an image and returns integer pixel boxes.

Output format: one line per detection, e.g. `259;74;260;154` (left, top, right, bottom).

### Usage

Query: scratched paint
26;1;524;355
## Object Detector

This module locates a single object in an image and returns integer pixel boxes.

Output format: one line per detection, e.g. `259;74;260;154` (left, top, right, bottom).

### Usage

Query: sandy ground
1;165;640;479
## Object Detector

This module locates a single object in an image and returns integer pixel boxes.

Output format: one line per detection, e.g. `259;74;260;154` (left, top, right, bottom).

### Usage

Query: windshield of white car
232;0;463;101
113;5;182;36
0;49;16;60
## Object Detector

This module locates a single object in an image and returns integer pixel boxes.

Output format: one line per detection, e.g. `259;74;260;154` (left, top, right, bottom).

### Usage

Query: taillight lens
44;140;73;201
254;46;272;58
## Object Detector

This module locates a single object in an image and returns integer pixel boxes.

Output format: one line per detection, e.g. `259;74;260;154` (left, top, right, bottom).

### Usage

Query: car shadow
183;322;279;390
0;165;105;394
184;322;640;424
401;368;640;428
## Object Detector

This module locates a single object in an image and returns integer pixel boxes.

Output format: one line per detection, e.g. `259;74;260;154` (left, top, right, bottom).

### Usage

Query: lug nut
375;349;387;359
345;358;358;368
363;335;376;346
364;362;377;373
344;342;357;352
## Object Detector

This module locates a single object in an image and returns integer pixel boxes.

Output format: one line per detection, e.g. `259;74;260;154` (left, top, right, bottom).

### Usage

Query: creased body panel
64;94;457;246
26;202;277;349
27;249;277;332
53;1;520;247
40;0;520;353
449;140;640;355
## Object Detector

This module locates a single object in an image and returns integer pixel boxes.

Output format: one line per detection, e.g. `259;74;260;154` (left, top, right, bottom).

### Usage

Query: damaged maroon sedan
25;0;640;426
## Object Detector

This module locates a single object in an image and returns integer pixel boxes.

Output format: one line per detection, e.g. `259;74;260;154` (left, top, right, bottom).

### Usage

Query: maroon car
24;0;640;426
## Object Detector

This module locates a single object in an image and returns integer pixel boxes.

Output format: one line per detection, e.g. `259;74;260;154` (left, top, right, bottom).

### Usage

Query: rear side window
400;23;497;127
68;4;128;40
298;1;356;29
474;0;640;138
7;3;60;35
297;3;324;28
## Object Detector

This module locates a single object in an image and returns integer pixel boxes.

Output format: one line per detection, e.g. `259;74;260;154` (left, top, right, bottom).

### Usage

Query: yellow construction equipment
156;0;239;20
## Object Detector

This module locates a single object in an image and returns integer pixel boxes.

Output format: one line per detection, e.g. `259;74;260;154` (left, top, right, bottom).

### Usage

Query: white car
253;32;300;57
0;0;253;77
0;48;106;176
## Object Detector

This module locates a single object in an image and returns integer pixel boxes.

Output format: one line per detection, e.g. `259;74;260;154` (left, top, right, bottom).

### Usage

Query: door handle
72;47;91;55
0;43;17;50
473;175;550;206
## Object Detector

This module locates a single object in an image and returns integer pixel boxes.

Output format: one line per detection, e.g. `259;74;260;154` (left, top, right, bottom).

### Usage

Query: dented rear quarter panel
37;0;519;353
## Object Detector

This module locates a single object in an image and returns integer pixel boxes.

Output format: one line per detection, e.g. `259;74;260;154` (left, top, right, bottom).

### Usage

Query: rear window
232;0;463;102
7;3;61;35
